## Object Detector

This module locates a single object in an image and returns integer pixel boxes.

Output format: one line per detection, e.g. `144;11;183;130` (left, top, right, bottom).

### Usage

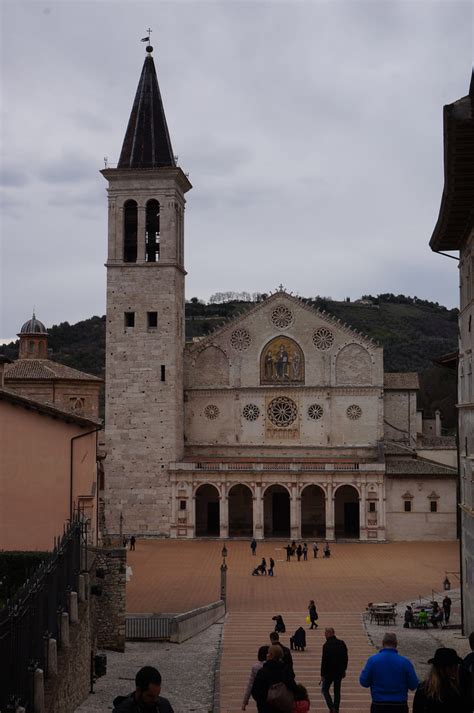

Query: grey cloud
0;167;30;187
37;152;96;184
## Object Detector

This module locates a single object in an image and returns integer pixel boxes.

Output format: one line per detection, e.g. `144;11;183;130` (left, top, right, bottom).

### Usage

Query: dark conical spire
469;67;474;97
118;50;176;169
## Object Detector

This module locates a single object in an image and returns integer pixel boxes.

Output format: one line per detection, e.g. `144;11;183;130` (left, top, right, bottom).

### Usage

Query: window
161;365;165;382
147;311;157;328
145;200;160;262
123;200;138;263
369;502;376;513
430;501;438;513
180;500;186;511
404;501;412;512
29;340;35;353
124;312;135;328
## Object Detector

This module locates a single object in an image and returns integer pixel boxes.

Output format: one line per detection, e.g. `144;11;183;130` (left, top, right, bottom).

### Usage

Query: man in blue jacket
359;632;418;713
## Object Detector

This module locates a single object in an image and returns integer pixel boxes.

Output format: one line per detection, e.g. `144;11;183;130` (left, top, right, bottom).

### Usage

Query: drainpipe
70;426;101;521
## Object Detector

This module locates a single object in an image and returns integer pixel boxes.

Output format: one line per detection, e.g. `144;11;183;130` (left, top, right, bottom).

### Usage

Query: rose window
307;403;324;420
313;327;334;350
271;305;293;329
231;328;251;351
267;397;298;427
204;404;220;420
346;404;362;420
243;404;260;421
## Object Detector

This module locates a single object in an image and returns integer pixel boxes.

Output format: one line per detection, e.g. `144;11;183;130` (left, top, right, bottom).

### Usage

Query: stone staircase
219;611;374;713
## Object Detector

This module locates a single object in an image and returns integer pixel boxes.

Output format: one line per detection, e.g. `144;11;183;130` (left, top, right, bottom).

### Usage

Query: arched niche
193;346;230;387
301;485;326;538
260;336;304;385
195;484;220;536
335;343;372;385
334;484;360;538
228;484;253;537
263;484;290;537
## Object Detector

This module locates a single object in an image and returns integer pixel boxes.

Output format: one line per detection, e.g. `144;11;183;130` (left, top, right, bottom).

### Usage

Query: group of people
122;535;136;551
112;630;474;713
252;556;276;576
241;624;348;713
404;597;452;629
285;541;331;561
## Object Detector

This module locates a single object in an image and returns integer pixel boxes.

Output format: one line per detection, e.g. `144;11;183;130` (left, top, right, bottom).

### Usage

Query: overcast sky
1;1;472;340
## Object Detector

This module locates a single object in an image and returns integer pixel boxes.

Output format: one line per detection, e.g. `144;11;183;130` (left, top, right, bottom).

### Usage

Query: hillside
1;295;458;427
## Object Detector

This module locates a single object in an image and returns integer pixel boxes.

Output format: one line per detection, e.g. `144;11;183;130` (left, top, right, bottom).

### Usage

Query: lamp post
220;544;228;611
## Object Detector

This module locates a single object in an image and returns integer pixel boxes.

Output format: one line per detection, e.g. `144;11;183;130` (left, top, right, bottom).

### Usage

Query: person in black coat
113;666;174;713
308;600;318;629
320;627;348;713
290;627;306;651
272;614;286;633
413;647;471;713
269;631;295;679
251;645;297;713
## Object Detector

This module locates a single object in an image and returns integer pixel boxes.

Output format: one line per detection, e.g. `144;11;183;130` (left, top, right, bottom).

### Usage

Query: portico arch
263;484;290;537
195;484;220;536
228;484;253;537
334;484;360;538
301;485;326;538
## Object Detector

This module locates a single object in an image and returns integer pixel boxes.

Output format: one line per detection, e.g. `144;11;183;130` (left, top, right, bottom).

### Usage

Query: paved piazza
124;540;461;713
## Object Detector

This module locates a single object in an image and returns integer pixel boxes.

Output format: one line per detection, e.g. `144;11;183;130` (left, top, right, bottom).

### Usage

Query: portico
169;461;386;541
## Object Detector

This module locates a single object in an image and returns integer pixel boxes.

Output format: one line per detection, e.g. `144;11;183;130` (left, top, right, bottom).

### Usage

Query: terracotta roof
118;52;175;169
0;388;101;428
5;359;102;382
384;372;419;389
386;459;457;476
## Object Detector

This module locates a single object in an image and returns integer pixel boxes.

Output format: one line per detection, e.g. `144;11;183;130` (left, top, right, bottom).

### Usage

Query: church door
264;485;290;537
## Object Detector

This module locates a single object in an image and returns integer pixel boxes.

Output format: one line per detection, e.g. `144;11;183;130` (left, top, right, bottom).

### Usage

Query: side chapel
102;44;457;541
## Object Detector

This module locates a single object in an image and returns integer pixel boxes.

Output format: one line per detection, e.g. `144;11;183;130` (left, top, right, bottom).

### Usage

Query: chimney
0;355;12;388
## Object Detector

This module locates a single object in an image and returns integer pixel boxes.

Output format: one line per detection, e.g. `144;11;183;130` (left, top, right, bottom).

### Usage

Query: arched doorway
228;484;253;537
334;485;360;538
264;485;290;537
195;484;220;536
301;485;326;538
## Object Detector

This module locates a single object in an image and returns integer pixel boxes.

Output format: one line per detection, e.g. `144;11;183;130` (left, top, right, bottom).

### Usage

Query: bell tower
102;42;191;536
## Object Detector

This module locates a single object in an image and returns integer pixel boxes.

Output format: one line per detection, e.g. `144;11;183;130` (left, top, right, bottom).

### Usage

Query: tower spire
118;38;176;169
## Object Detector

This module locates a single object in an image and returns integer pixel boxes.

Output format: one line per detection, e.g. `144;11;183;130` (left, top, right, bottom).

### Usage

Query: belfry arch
228;484;253;537
301;485;326;538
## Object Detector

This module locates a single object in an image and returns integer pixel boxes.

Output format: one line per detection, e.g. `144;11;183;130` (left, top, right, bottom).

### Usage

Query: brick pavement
126;540;460;713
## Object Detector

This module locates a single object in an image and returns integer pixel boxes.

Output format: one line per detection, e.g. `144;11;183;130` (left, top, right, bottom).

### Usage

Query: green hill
1;295;458;427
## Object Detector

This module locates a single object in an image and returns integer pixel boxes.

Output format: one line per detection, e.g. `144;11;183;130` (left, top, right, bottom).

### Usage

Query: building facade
103;46;457;542
430;74;474;632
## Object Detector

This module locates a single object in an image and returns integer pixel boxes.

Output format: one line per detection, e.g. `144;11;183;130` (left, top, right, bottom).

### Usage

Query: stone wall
385;476;457;540
93;547;126;651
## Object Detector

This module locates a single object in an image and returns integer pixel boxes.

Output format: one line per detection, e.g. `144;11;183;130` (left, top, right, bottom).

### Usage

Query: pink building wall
0;400;98;551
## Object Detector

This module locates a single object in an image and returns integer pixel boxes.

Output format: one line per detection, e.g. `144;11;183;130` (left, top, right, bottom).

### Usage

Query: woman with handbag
251;645;297;713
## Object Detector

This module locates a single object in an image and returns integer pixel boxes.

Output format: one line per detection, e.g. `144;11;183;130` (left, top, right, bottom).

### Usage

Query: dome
19;313;48;335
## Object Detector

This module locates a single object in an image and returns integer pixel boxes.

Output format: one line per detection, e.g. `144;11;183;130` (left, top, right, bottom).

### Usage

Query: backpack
266;682;294;713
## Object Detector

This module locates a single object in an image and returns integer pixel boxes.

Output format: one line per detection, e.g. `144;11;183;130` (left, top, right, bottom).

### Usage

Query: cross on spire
141;28;153;52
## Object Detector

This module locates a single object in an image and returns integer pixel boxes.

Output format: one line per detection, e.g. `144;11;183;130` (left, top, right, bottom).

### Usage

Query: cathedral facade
103;46;457;541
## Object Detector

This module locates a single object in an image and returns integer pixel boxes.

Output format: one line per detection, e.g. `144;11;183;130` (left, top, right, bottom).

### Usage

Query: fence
0;515;87;712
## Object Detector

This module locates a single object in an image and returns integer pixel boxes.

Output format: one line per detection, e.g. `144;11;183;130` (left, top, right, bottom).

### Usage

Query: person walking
296;544;303;562
308;600;318;629
251;538;257;556
286;544;292;562
242;646;268;710
129;535;136;551
113;666;174;712
312;542;319;559
320;627;348;713
261;557;267;575
303;543;308;561
323;542;331;558
413;647;470;713
442;595;452;625
251;645;296;713
359;632;418;713
269;631;294;678
268;557;275;577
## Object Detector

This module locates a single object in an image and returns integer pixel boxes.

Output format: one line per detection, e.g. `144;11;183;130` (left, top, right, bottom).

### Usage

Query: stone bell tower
102;42;192;536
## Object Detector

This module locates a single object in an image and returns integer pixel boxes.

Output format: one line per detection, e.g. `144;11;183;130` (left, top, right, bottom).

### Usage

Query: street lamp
220;544;228;610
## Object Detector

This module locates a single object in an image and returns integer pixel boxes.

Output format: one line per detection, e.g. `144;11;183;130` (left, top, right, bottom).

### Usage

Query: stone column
108;199;117;262
220;487;229;539
137;205;146;263
290;484;300;540
33;668;45;713
378;482;387;541
325;483;335;540
189;492;196;538
253;484;263;539
47;639;58;677
68;591;79;625
60;612;70;648
359;482;367;541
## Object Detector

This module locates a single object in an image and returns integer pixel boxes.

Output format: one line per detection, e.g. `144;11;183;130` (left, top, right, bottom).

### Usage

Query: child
292;684;310;713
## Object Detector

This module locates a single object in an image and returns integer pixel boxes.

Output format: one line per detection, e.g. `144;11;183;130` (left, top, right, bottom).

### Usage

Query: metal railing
0;514;87;712
125;615;171;640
